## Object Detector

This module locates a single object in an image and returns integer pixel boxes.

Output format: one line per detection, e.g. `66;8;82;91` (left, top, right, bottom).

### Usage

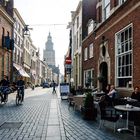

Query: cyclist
0;75;10;102
16;76;25;102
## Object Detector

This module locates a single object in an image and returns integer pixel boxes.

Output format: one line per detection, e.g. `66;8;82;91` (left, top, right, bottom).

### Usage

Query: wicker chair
98;100;120;132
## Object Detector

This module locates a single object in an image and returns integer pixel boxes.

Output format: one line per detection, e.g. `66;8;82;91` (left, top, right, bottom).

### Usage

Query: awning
13;63;30;78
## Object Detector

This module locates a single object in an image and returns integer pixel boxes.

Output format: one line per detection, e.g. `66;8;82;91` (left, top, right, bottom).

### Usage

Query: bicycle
16;86;24;105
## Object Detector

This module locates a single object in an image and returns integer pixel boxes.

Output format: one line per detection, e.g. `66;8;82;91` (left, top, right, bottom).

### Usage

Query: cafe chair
133;112;140;136
68;93;75;109
98;101;120;132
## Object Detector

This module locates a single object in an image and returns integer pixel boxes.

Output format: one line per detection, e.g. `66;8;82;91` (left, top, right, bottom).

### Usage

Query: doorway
99;62;108;92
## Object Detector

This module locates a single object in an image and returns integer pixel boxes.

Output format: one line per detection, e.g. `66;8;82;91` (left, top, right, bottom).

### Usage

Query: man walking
52;80;56;94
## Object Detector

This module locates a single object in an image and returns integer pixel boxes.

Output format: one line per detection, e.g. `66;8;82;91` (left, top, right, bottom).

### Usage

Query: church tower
43;32;55;66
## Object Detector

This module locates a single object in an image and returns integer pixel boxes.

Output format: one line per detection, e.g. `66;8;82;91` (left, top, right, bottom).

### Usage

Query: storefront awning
13;63;30;78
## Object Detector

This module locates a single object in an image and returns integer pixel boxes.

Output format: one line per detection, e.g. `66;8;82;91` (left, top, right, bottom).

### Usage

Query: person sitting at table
106;85;117;100
99;85;117;107
131;86;140;102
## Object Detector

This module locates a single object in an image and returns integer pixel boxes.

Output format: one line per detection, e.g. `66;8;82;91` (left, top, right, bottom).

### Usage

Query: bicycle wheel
18;94;22;104
0;94;2;103
16;94;19;105
5;94;8;103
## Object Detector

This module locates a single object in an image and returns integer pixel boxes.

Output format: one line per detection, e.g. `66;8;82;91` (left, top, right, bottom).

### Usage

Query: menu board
60;83;70;97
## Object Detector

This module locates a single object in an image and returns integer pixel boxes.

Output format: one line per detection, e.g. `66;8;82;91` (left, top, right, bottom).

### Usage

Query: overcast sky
14;0;80;74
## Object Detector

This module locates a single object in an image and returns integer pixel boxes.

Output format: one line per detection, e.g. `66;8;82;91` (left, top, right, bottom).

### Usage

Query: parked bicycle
16;86;24;105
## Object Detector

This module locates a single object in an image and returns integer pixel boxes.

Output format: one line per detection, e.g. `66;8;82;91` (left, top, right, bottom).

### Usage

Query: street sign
65;64;72;69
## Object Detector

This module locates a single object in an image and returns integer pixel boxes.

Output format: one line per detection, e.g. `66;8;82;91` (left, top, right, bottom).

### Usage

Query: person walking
52;80;56;94
0;75;10;102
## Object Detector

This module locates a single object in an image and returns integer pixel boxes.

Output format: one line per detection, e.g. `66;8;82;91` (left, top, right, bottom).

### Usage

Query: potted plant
81;90;96;120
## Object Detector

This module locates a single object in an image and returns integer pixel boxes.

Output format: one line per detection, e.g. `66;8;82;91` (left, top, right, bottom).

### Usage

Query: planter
81;92;97;120
81;107;96;120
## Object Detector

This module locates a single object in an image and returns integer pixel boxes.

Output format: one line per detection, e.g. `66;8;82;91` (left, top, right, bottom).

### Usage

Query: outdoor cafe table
114;105;140;134
92;91;105;100
120;97;138;103
73;94;86;111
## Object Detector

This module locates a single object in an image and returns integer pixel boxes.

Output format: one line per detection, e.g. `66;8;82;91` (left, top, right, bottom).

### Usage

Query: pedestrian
52;80;56;94
0;75;10;102
16;76;25;102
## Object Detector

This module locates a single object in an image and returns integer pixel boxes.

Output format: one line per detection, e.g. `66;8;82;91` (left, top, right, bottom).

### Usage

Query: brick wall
82;0;140;95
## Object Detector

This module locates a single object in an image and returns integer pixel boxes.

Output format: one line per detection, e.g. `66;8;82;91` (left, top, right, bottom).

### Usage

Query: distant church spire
48;32;52;41
43;32;55;66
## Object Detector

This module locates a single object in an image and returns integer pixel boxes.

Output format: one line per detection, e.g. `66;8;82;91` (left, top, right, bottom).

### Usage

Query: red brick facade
82;0;140;95
0;4;14;81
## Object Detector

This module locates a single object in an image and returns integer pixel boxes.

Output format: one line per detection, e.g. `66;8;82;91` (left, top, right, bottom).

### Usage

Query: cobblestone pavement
0;87;65;140
0;87;140;140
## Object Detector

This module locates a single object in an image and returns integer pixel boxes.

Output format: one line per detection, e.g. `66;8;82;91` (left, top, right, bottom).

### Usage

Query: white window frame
115;24;133;88
84;69;94;88
118;0;126;5
102;0;110;21
89;43;93;58
84;47;87;61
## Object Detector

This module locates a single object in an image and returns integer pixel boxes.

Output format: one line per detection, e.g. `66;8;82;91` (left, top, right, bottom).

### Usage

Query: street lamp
23;25;33;36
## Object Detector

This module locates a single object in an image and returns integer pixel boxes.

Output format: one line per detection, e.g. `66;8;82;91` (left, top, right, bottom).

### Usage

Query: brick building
0;0;14;82
82;0;140;95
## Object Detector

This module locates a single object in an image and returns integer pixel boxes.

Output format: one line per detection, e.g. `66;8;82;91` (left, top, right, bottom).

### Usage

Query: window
89;43;93;58
87;19;96;34
84;47;87;61
118;0;126;5
77;16;79;28
116;25;132;87
77;31;79;49
84;69;94;88
103;0;110;20
79;27;82;46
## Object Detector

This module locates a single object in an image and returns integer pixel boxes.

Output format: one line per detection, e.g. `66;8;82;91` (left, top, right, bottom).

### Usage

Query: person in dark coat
0;75;10;102
131;86;140;102
16;76;25;101
52;80;56;93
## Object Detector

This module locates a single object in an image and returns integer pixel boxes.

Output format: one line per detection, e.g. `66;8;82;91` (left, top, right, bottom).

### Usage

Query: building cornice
71;1;82;20
13;8;25;25
0;6;14;24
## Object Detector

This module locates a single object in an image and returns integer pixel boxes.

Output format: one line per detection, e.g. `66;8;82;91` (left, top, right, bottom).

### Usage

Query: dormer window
87;19;96;34
102;0;110;21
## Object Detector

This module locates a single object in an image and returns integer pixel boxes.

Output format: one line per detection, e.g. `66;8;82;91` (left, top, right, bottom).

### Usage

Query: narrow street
0;87;139;140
